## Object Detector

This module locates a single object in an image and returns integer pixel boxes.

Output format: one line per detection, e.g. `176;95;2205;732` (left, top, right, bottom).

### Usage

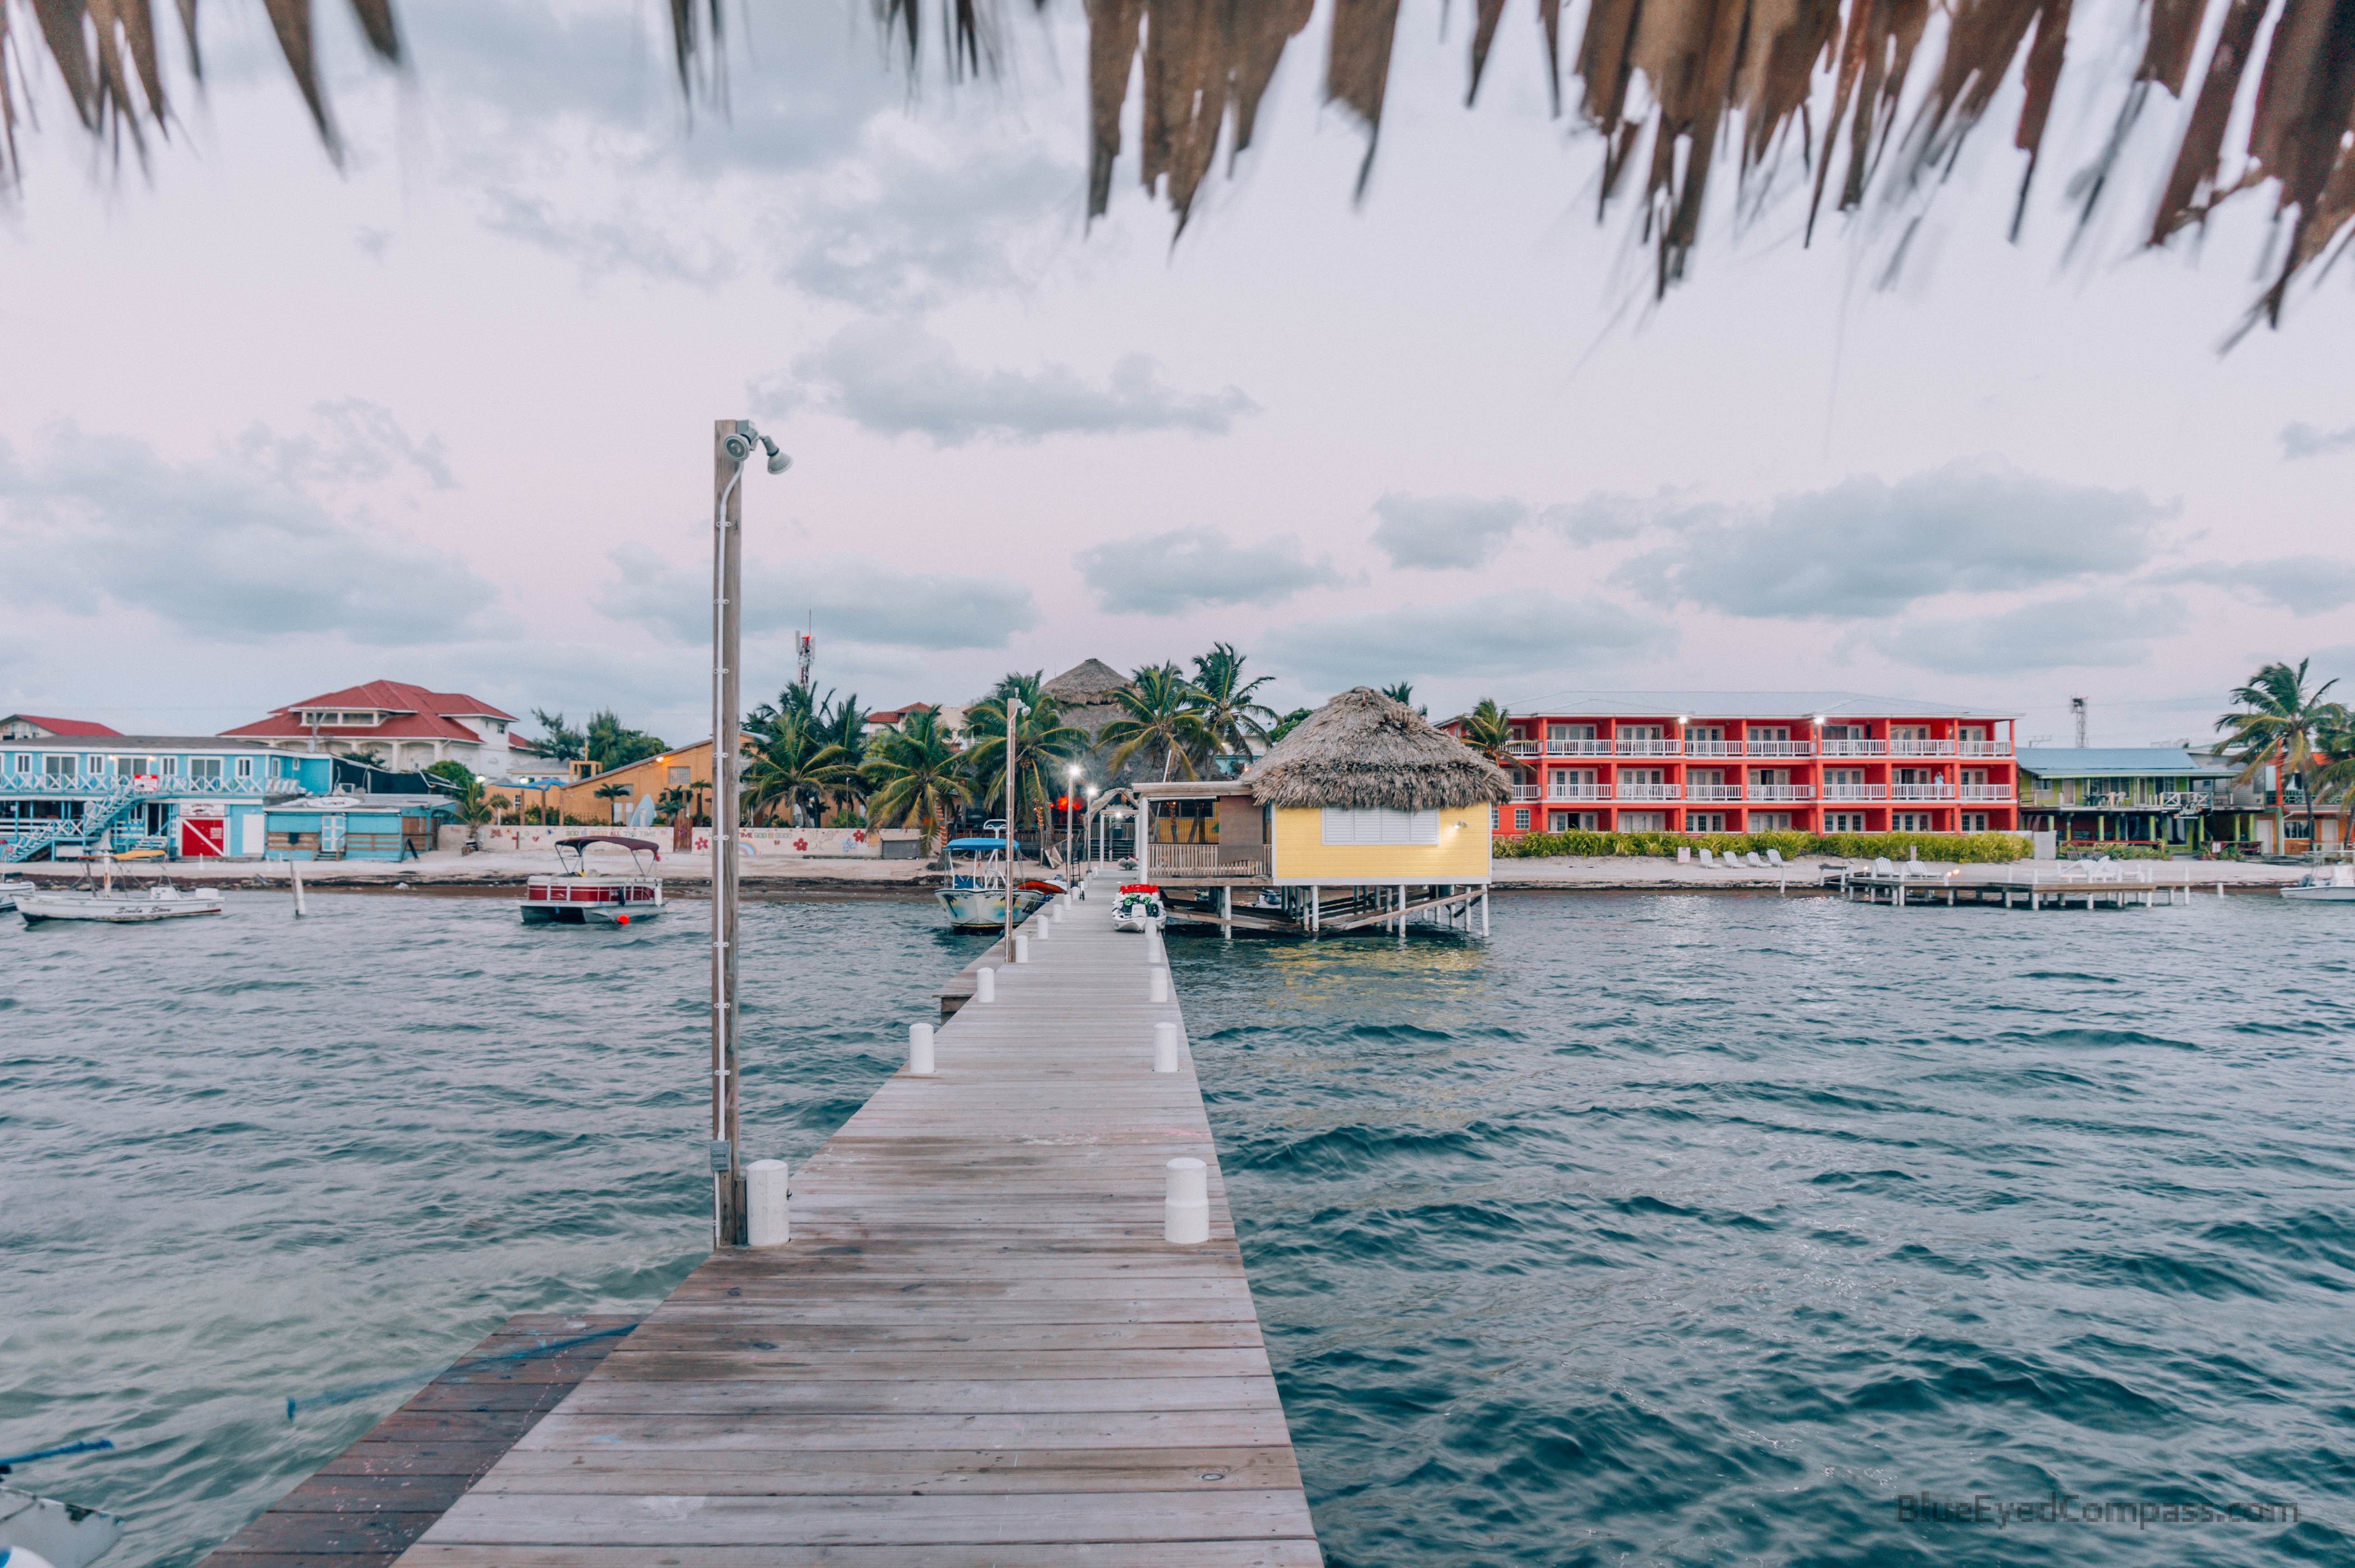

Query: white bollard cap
975;966;996;1003
746;1158;790;1247
1014;933;1031;964
1164;1157;1208;1244
909;1021;936;1076
1153;1020;1178;1073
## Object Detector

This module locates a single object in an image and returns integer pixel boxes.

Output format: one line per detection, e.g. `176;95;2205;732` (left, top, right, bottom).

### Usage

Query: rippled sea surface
5;886;2350;1567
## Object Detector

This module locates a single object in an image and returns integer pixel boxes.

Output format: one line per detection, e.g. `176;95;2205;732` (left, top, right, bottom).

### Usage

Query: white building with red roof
2;714;124;740
220;680;522;778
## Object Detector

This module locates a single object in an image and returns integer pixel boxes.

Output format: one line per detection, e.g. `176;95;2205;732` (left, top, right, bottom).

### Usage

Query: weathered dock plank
392;878;1322;1566
197;1314;637;1568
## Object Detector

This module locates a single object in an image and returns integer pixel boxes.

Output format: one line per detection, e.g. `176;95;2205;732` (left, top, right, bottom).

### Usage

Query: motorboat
521;836;665;926
0;1485;121;1568
16;853;223;926
0;876;35;912
1113;883;1165;932
936;837;1056;932
2281;865;2355;902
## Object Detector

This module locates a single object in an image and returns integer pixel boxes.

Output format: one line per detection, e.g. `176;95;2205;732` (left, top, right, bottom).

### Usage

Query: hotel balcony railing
1615;784;1682;801
1510;785;1543;802
1958;785;2014;802
1889;739;1956;756
0;772;293;796
1892;784;1956;801
1822;784;1888;802
1545;739;1613;756
1505;741;1542;757
1749;784;1817;801
1614;739;1682;756
1959;741;2013;757
1686;784;1744;802
1820;739;1886;757
1683;740;1737;756
1745;740;1814;757
1547;784;1611;801
1150;844;1266;877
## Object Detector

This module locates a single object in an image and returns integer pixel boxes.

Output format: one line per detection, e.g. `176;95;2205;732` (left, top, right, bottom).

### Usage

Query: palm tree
2308;710;2355;858
592;782;630;825
2217;660;2346;856
742;716;854;828
1460;698;1517;770
452;775;496;850
1189;644;1278;775
816;693;871;820
965;690;1088;865
863;710;972;857
1102;664;1212;782
1267;707;1314;745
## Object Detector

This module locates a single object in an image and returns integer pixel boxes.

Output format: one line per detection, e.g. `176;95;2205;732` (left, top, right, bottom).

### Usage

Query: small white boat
17;853;222;925
1113;883;1165;932
2281;865;2355;902
0;876;36;912
0;1486;122;1568
521;836;665;926
935;837;1055;932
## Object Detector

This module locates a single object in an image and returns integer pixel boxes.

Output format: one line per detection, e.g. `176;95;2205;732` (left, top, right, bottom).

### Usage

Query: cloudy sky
2;0;2349;750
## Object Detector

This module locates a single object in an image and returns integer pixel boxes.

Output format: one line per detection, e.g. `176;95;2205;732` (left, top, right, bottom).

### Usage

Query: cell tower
796;620;815;692
2070;696;2087;748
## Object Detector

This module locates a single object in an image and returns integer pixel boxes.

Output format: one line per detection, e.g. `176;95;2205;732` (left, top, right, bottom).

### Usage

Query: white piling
975;966;996;1004
1035;913;1051;941
1149;967;1170;1003
1013;934;1031;964
1154;1021;1178;1073
1164;1157;1208;1244
289;856;307;918
746;1159;790;1247
908;1022;935;1075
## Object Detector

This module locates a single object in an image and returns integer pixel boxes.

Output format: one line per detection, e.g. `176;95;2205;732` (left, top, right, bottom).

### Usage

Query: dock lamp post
1065;766;1082;874
710;418;790;1252
1084;784;1099;871
1002;697;1025;953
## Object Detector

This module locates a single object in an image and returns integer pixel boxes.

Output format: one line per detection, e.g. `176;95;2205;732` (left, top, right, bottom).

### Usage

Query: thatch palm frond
12;0;2350;327
1244;686;1510;810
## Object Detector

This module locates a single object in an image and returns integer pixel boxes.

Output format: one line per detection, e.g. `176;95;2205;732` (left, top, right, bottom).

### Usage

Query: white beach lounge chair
1765;849;1785;867
1745;852;1767;868
1873;856;1895;877
1698;848;1716;866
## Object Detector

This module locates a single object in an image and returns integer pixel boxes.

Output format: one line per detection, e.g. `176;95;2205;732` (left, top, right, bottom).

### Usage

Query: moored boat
521;836;665;926
2281;865;2355;902
935;837;1055;932
0;1485;122;1568
0;876;35;912
1113;883;1165;932
15;853;223;926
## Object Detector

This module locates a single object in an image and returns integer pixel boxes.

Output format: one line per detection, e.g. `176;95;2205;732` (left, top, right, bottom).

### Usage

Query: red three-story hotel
1449;691;2022;838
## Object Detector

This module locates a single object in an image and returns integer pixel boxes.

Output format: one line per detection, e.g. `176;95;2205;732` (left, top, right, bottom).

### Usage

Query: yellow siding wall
1268;806;1493;882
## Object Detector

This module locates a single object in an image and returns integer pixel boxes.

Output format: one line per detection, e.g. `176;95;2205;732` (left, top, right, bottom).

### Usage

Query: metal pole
711;420;747;1250
1003;698;1023;953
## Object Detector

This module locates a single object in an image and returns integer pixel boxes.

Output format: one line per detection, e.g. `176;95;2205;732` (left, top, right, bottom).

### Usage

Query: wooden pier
1828;862;2226;910
342;873;1322;1567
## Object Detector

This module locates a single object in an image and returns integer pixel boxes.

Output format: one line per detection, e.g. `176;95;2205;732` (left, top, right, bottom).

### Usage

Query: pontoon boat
521;836;665;925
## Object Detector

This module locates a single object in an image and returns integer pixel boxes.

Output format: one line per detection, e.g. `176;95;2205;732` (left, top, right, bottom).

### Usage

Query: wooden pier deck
392;874;1321;1568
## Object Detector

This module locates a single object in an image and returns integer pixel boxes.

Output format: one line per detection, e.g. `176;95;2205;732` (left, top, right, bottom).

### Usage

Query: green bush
1495;829;2032;863
2059;840;2175;860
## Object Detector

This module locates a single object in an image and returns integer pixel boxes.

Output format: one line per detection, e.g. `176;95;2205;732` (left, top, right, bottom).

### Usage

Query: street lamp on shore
709;418;790;1254
1003;697;1026;952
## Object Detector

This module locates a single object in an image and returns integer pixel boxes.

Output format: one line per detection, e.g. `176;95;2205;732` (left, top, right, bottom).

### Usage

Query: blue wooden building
2;738;335;862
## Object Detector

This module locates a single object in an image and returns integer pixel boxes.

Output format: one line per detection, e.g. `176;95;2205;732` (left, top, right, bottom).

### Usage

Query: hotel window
1751;813;1793;830
9;753;27;773
1512;808;1530;831
43;754;76;778
668;766;691;786
1547;723;1595;741
235;757;255;779
160;756;179;776
1619;812;1666;832
1892;812;1934;832
1321;807;1441;846
1959;813;1989;832
189;757;225;781
1825;812;1867;833
1685;812;1726;833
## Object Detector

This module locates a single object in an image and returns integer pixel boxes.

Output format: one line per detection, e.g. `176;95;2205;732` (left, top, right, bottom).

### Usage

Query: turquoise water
3;888;2349;1566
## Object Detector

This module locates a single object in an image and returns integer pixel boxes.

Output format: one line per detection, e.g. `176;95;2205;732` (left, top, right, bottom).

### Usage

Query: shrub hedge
1494;829;2034;863
2057;840;2175;860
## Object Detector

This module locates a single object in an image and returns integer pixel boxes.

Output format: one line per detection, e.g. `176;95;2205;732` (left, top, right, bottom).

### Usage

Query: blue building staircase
3;786;141;863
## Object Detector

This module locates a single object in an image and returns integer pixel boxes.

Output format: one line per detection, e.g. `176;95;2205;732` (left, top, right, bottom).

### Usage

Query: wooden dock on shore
218;874;1321;1568
1827;863;2233;909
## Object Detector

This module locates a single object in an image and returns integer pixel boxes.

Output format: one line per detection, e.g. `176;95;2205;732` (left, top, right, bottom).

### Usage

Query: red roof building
1;714;124;740
221;680;522;777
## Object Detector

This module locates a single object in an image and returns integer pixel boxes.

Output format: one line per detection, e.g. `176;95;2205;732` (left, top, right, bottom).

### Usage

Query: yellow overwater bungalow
1131;686;1510;936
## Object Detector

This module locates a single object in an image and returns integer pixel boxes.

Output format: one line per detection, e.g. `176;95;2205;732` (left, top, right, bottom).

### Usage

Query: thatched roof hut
1043;658;1139;762
1243;687;1509;811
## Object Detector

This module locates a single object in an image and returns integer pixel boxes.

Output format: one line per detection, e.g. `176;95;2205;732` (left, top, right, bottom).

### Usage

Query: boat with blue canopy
936;836;1059;931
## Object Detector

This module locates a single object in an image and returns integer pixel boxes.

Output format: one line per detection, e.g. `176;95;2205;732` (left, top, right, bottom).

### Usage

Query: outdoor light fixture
709;416;790;1253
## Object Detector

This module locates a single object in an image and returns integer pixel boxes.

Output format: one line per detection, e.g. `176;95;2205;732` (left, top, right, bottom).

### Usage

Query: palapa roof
1244;687;1510;811
1043;659;1132;706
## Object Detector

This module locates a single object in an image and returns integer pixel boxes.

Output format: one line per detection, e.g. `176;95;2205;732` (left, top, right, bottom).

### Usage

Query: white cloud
2281;423;2355;460
594;547;1038;650
1369;493;1527;569
0;417;494;646
2150;556;2355;613
1874;593;2187;674
1613;462;2169;619
1074;528;1341;614
768;320;1257;446
1264;590;1673;687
